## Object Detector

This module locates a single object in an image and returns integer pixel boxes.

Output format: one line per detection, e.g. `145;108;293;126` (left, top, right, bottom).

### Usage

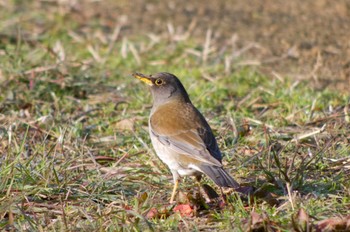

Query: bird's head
133;72;191;106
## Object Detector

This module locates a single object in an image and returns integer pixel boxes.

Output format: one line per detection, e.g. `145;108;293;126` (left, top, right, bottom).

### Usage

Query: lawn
0;1;349;231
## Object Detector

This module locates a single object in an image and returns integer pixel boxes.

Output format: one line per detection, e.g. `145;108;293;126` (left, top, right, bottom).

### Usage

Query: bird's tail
198;165;239;188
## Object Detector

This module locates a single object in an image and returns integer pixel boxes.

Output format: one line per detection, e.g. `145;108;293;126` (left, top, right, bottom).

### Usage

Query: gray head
133;72;191;106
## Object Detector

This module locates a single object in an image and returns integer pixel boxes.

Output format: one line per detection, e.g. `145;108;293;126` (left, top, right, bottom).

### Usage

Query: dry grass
0;1;349;231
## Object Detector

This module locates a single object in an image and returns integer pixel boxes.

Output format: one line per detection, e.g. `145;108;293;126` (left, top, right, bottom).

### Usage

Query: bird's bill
132;73;153;86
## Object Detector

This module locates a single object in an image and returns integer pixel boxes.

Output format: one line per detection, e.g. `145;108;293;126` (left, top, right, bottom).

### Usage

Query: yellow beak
132;73;153;86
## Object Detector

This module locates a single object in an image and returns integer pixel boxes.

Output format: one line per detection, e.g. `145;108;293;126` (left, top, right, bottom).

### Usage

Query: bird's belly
177;168;199;176
150;133;200;177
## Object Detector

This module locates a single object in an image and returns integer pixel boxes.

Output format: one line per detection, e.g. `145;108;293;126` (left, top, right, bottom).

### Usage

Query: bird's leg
170;179;179;204
170;171;180;204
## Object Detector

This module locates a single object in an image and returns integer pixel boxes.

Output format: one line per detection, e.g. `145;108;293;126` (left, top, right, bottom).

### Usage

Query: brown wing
150;101;222;167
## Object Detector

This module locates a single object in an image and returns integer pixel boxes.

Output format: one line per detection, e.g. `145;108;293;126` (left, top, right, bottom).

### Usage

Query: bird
133;72;239;203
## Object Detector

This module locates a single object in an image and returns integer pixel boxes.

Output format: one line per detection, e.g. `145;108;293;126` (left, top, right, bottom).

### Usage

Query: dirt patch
74;0;350;92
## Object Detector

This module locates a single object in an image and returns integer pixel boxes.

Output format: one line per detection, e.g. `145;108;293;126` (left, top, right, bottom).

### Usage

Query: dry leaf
114;118;135;131
243;211;277;232
292;208;312;232
146;208;159;219
316;215;350;232
53;40;65;63
173;204;194;217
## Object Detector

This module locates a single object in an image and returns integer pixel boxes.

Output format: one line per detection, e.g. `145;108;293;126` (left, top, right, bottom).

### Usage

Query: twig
309;50;322;83
128;41;141;65
115;152;129;166
107;24;121;54
24;65;57;75
87;44;103;63
245;117;274;129
286;182;295;210
202;29;212;63
292;124;326;142
60;196;68;231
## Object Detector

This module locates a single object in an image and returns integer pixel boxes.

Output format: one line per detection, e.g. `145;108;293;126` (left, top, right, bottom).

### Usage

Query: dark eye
155;78;164;86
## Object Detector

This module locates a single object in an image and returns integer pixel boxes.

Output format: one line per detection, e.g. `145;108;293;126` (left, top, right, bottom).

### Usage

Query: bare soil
75;0;350;92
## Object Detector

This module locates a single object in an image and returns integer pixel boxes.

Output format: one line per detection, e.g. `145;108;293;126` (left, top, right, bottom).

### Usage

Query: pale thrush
133;72;239;203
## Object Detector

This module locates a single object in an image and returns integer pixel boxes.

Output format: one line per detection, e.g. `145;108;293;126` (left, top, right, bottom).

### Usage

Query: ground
89;0;350;91
0;0;349;231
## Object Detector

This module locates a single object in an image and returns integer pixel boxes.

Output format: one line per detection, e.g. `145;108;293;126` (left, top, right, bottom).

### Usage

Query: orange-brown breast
150;100;201;135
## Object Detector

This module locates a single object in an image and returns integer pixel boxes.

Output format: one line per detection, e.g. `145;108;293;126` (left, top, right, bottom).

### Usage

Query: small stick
292;124;326;142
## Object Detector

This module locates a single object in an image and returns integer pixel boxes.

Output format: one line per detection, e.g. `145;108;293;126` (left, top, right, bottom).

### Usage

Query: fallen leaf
315;215;350;232
251;211;264;226
138;192;148;204
292;208;312;232
173;204;194;217
243;211;278;232
114;118;135;131
146;208;158;219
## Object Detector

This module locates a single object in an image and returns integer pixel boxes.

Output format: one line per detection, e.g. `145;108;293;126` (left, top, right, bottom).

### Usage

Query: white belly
150;129;200;177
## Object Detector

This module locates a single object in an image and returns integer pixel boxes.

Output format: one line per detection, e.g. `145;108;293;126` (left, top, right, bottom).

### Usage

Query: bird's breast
150;101;199;135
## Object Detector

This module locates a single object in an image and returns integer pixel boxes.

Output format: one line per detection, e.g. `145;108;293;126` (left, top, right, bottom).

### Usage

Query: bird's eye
155;78;164;86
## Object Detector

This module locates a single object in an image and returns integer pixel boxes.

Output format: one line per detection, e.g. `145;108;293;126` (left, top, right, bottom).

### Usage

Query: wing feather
150;101;222;167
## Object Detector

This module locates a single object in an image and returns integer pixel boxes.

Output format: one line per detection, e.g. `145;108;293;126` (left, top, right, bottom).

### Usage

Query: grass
1;1;349;231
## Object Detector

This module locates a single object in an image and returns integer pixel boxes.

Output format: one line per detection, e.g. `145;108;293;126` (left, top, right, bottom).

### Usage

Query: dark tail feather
198;165;239;188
